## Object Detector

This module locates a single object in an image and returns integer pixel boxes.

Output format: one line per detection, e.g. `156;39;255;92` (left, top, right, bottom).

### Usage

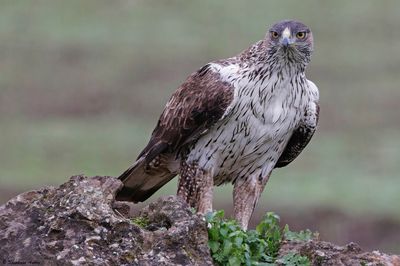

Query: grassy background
0;0;399;252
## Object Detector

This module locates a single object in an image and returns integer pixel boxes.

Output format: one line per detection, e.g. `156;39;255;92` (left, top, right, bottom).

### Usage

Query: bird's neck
239;40;309;78
244;59;307;89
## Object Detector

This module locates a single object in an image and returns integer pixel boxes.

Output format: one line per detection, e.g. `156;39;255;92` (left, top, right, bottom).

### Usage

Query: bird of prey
116;20;319;229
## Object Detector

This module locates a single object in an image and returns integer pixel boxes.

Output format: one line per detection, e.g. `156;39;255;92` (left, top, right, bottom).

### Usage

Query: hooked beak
280;27;293;48
281;37;291;47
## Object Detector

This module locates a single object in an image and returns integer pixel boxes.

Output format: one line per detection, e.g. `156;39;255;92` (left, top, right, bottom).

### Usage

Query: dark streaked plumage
276;104;320;168
117;66;234;202
117;20;320;229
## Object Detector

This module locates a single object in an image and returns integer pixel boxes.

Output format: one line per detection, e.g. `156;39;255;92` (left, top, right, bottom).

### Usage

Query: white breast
186;63;311;185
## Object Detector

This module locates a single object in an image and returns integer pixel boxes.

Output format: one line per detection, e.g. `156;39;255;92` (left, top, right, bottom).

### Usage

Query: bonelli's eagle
116;20;319;229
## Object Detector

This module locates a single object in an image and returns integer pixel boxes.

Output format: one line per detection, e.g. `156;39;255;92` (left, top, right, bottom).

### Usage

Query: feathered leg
177;162;213;214
233;173;271;229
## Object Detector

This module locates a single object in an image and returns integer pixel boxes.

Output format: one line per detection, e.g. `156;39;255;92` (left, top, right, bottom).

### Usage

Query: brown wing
117;63;235;202
139;63;235;164
275;104;319;168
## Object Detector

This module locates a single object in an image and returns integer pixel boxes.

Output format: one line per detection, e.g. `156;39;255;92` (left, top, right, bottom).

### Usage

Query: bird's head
266;20;313;66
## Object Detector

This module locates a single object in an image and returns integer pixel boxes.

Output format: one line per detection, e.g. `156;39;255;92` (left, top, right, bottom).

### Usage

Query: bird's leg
197;170;214;214
233;173;271;230
177;162;213;214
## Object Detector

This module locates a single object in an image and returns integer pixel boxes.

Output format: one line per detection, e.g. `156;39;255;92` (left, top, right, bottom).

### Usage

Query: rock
0;175;398;266
279;240;400;266
0;175;212;266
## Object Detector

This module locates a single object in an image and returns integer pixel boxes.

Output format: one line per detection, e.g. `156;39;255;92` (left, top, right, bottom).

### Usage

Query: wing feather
117;63;235;202
139;63;235;163
275;103;319;168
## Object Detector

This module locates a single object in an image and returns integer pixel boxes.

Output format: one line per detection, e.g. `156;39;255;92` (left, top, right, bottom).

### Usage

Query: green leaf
222;239;233;256
284;225;314;241
215;210;225;219
279;252;311;266
205;211;214;222
130;216;150;228
220;228;228;237
229;224;239;231
209;227;220;241
213;252;225;263
228;256;241;266
234;236;243;247
228;230;241;238
208;241;220;253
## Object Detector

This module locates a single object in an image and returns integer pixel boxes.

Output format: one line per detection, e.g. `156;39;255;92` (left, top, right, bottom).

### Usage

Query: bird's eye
270;31;279;39
296;32;306;39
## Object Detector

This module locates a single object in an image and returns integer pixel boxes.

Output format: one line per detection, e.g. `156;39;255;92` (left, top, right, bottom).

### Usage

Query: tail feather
116;156;176;202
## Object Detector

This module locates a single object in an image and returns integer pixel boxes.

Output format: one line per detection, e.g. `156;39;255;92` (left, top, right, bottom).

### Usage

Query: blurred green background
0;0;399;253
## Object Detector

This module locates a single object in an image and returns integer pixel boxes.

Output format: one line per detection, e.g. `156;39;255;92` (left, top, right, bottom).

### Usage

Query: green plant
131;216;150;228
256;212;282;259
283;225;316;241
206;211;312;266
278;252;311;266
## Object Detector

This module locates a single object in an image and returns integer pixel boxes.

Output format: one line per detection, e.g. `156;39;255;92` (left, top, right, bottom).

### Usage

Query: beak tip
281;38;290;47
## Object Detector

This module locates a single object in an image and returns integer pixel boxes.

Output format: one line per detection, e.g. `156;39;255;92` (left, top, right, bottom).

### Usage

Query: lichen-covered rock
279;240;400;266
0;175;212;266
0;175;398;266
